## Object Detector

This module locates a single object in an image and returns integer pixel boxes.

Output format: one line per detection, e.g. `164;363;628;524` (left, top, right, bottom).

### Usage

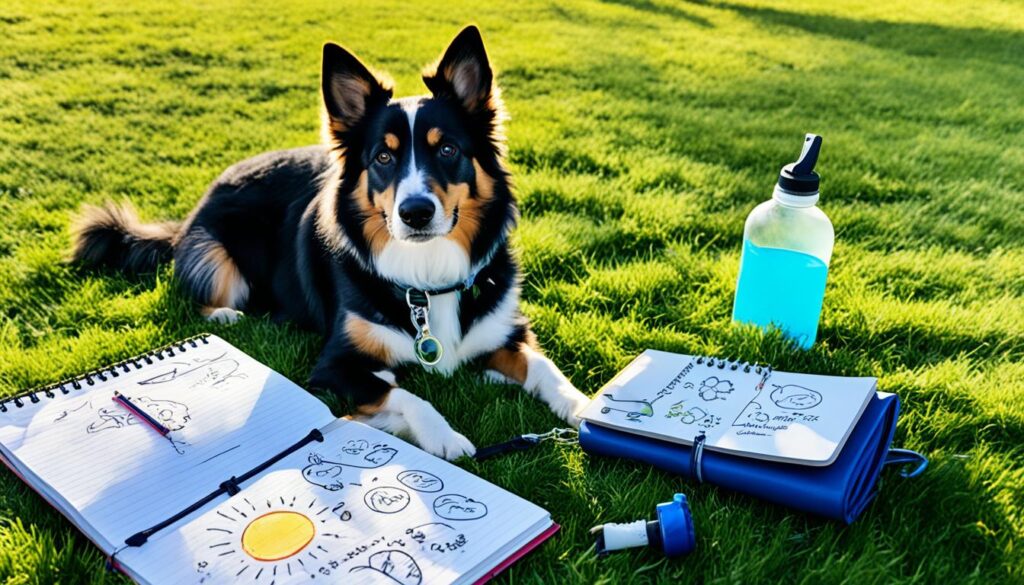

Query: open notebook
577;350;877;466
0;335;555;584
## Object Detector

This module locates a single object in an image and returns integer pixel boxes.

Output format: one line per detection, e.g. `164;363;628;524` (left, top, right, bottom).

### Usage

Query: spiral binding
694;354;773;378
0;334;212;413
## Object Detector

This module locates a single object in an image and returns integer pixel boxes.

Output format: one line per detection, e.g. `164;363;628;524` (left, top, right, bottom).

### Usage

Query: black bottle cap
777;134;822;194
646;520;664;550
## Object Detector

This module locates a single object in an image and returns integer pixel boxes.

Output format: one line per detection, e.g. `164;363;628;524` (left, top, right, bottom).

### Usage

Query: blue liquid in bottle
732;240;828;349
731;133;833;350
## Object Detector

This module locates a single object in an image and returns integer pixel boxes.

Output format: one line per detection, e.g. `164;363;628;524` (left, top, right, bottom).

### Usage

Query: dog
70;26;591;460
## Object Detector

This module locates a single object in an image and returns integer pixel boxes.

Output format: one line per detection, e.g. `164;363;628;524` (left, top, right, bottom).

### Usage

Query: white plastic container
732;134;834;349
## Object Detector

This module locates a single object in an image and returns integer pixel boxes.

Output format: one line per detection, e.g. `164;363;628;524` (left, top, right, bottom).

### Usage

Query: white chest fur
425;292;463;374
376;235;470;290
368;235;520;374
360;284;521;375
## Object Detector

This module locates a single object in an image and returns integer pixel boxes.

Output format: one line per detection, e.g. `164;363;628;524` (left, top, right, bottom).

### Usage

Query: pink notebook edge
472;522;560;585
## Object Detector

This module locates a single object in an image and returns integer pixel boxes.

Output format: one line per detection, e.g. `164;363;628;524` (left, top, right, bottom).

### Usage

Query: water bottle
732;134;834;349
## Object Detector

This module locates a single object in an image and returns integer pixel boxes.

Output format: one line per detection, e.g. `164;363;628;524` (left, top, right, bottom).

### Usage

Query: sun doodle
199;495;350;582
241;511;315;561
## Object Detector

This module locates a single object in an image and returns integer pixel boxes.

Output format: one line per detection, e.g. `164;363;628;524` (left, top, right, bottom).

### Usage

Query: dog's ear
321;43;392;138
423;25;495;113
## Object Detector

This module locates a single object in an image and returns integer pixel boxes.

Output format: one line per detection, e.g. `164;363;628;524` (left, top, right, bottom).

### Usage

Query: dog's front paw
482;369;516;385
416;427;476;461
549;386;591;428
205;307;243;324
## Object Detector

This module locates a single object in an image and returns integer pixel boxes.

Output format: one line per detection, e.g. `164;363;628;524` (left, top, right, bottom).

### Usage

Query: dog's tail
71;201;180;273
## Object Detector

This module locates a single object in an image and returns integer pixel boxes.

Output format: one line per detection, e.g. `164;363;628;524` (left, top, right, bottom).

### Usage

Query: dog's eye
438;144;458;159
375;151;393;165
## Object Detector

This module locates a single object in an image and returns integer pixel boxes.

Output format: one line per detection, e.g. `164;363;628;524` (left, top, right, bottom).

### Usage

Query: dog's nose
398;197;435;229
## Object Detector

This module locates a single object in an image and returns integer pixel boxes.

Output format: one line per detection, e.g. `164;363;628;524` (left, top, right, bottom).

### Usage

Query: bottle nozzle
791;134;822;175
778;133;823;195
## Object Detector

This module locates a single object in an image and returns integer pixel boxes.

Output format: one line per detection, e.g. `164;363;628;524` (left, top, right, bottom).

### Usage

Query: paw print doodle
698;377;734;402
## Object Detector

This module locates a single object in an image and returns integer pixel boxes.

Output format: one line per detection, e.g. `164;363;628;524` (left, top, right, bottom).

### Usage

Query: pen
112;391;171;436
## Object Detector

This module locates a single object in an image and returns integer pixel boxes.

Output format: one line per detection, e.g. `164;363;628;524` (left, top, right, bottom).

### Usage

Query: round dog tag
414;334;443;366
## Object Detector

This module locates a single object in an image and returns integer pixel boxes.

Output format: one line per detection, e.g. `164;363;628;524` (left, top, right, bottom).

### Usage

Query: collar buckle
405;288;431;309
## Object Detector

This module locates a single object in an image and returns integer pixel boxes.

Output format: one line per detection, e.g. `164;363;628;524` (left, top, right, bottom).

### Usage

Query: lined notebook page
120;420;552;585
0;335;334;550
577;350;877;465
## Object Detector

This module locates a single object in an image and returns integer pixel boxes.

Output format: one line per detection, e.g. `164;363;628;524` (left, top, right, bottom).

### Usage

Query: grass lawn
1;0;1022;582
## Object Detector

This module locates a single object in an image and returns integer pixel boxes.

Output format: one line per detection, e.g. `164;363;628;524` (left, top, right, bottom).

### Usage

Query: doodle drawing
239;510;315;561
200;495;342;581
349;550;423;585
53;400;91;423
405;522;456;545
665;403;720;428
432;494;488;521
194;559;213;584
770;384;823;410
397;470;444;493
734;401;770;425
364;486;411;514
85;397;190;434
302;441;398;491
681;407;708;425
331;501;352;522
136;352;245;388
666;401;700;422
600;394;664;422
698;377;735;402
342;439;370;455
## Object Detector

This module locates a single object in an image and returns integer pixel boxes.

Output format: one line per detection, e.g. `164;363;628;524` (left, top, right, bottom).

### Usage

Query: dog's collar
398;261;490;307
392;244;501;307
401;270;479;307
392;247;500;367
400;264;484;367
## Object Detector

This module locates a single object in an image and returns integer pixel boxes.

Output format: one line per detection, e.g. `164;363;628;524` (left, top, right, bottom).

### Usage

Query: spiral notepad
576;349;877;466
0;335;555;584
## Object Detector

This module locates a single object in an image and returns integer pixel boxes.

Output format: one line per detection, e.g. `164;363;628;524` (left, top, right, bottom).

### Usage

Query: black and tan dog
72;26;590;459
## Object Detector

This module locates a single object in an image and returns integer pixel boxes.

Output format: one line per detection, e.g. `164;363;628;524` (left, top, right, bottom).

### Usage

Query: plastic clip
522;427;578;444
219;476;242;496
473;427;578;461
689;432;707;483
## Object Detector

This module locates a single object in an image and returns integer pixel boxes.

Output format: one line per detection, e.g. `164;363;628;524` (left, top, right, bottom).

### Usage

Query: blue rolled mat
579;392;901;523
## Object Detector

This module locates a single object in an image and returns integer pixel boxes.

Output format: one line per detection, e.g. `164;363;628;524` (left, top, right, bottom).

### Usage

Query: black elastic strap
123;428;324;548
473;435;538;461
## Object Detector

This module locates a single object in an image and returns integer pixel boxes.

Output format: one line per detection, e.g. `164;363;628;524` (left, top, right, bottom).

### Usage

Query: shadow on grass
599;0;713;28
694;0;1024;66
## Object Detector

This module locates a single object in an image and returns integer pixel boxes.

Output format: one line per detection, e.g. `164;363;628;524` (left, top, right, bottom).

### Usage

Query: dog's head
318;26;513;282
